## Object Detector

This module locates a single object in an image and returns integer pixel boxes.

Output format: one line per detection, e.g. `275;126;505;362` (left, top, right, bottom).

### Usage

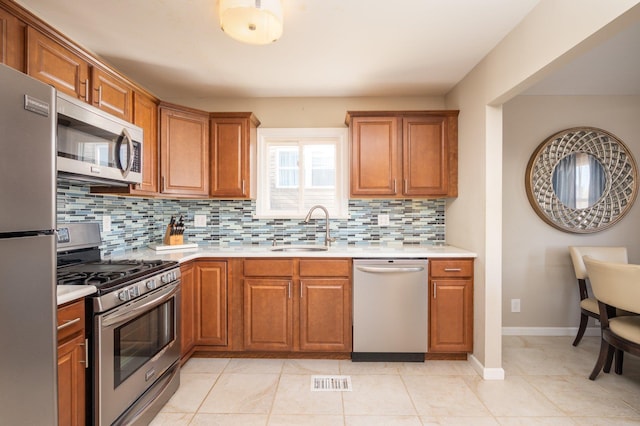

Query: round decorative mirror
525;127;637;233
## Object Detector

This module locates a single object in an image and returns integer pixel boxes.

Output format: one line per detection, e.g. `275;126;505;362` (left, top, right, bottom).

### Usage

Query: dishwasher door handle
356;266;425;274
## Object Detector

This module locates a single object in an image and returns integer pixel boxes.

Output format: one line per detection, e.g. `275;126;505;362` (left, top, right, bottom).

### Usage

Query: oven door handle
101;282;179;328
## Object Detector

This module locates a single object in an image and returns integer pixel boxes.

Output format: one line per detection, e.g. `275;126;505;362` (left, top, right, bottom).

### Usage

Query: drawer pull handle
443;268;462;272
57;317;81;331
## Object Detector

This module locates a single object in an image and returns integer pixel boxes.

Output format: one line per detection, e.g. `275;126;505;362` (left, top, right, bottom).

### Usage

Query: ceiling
523;18;640;96
14;0;640;101
15;0;541;100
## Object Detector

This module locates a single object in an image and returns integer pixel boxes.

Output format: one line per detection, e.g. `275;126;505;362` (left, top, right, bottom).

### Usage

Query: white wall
445;0;640;378
167;96;445;127
502;95;640;329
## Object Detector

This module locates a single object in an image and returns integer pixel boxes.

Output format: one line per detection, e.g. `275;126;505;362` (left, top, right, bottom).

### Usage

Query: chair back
569;246;628;279
583;256;640;315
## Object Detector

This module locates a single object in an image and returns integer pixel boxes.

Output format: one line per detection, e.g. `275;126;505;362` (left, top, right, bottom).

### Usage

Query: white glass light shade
219;0;283;45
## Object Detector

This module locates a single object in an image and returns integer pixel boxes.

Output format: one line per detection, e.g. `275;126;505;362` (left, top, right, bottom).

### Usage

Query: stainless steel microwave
56;92;143;186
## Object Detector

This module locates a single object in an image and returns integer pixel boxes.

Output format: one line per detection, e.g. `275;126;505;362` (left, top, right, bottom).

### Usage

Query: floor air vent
311;375;352;391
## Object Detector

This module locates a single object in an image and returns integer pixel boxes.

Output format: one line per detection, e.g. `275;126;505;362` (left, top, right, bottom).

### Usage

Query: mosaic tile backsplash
57;179;445;255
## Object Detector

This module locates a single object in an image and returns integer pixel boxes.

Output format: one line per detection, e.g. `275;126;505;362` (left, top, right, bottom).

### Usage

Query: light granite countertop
57;284;97;306
110;243;477;263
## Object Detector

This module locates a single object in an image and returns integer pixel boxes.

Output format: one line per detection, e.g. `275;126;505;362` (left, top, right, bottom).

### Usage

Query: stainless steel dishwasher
352;258;428;362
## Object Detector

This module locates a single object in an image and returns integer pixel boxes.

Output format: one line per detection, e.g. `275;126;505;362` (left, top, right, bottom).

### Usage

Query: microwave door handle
120;127;134;178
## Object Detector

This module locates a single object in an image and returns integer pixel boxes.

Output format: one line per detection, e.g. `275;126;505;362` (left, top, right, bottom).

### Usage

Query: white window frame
274;146;299;189
256;128;349;219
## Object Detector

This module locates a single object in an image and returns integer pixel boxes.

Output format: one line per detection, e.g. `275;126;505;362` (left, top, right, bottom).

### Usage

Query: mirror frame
525;127;637;233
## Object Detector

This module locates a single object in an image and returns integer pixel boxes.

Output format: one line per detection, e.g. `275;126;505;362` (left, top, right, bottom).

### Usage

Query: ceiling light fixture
219;0;283;45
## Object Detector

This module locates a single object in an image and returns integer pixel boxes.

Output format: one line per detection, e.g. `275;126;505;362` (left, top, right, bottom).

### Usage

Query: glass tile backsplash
57;179;445;255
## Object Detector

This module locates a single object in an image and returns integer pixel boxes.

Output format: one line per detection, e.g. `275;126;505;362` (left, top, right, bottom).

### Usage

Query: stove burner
57;258;177;293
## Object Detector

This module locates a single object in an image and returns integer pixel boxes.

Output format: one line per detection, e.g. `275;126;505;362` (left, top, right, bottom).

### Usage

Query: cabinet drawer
57;300;85;342
430;259;473;278
244;259;294;277
299;259;350;277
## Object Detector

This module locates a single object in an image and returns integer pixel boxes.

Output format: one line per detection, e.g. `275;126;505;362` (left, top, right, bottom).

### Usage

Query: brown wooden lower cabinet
180;260;228;359
243;258;352;353
299;278;351;352
181;257;473;360
428;258;474;353
57;299;86;426
244;278;293;351
194;260;228;346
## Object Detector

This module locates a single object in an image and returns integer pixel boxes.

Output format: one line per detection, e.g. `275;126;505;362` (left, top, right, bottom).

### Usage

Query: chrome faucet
304;205;336;247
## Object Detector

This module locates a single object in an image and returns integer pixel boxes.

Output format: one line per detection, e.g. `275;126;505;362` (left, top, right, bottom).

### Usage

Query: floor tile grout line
518;374;575;417
190;360;229;420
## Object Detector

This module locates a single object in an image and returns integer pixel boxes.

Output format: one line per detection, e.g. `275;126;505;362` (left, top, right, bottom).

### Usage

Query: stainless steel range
57;222;181;426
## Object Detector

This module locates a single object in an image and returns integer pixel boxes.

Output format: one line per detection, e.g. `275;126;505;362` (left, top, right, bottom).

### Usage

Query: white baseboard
469;354;505;380
501;326;600;336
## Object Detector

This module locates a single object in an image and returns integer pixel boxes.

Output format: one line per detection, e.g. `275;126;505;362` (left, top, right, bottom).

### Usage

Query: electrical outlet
511;299;521;313
378;214;390;226
102;215;111;233
194;214;207;227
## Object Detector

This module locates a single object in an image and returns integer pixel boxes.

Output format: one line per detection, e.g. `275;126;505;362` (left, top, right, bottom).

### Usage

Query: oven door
94;281;180;426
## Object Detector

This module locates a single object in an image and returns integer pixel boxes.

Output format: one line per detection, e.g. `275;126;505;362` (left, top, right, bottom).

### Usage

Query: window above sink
256;128;349;219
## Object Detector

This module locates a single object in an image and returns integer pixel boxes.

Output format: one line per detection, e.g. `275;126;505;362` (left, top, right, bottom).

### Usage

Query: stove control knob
161;274;167;284
118;290;129;302
146;279;156;290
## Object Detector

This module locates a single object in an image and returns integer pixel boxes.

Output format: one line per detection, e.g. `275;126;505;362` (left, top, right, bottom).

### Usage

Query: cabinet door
133;91;159;193
402;116;448;196
159;106;210;196
0;7;25;71
57;334;86;426
27;27;90;101
429;279;473;352
244;278;292;351
180;263;195;357
195;261;228;346
350;116;399;196
299;278;351;352
57;300;86;426
92;67;132;121
210;117;250;198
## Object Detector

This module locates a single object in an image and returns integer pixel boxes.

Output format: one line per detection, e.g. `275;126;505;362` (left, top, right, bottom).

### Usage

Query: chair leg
603;345;615;373
615;349;624;375
590;338;613;380
573;313;589;346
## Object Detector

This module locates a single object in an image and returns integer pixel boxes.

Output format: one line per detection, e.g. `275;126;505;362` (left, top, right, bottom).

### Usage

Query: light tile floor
150;336;640;425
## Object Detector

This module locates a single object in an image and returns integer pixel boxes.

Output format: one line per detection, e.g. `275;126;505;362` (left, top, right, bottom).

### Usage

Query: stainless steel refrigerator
0;63;58;424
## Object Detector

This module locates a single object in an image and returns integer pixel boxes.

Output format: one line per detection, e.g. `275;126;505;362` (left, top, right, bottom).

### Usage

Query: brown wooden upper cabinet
132;91;159;193
27;26;91;102
0;6;26;71
91;66;133;122
159;103;210;197
346;111;459;198
26;26;133;121
210;113;260;198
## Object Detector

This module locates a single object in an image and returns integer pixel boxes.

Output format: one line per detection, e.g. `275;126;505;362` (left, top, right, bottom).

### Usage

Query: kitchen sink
270;245;328;252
